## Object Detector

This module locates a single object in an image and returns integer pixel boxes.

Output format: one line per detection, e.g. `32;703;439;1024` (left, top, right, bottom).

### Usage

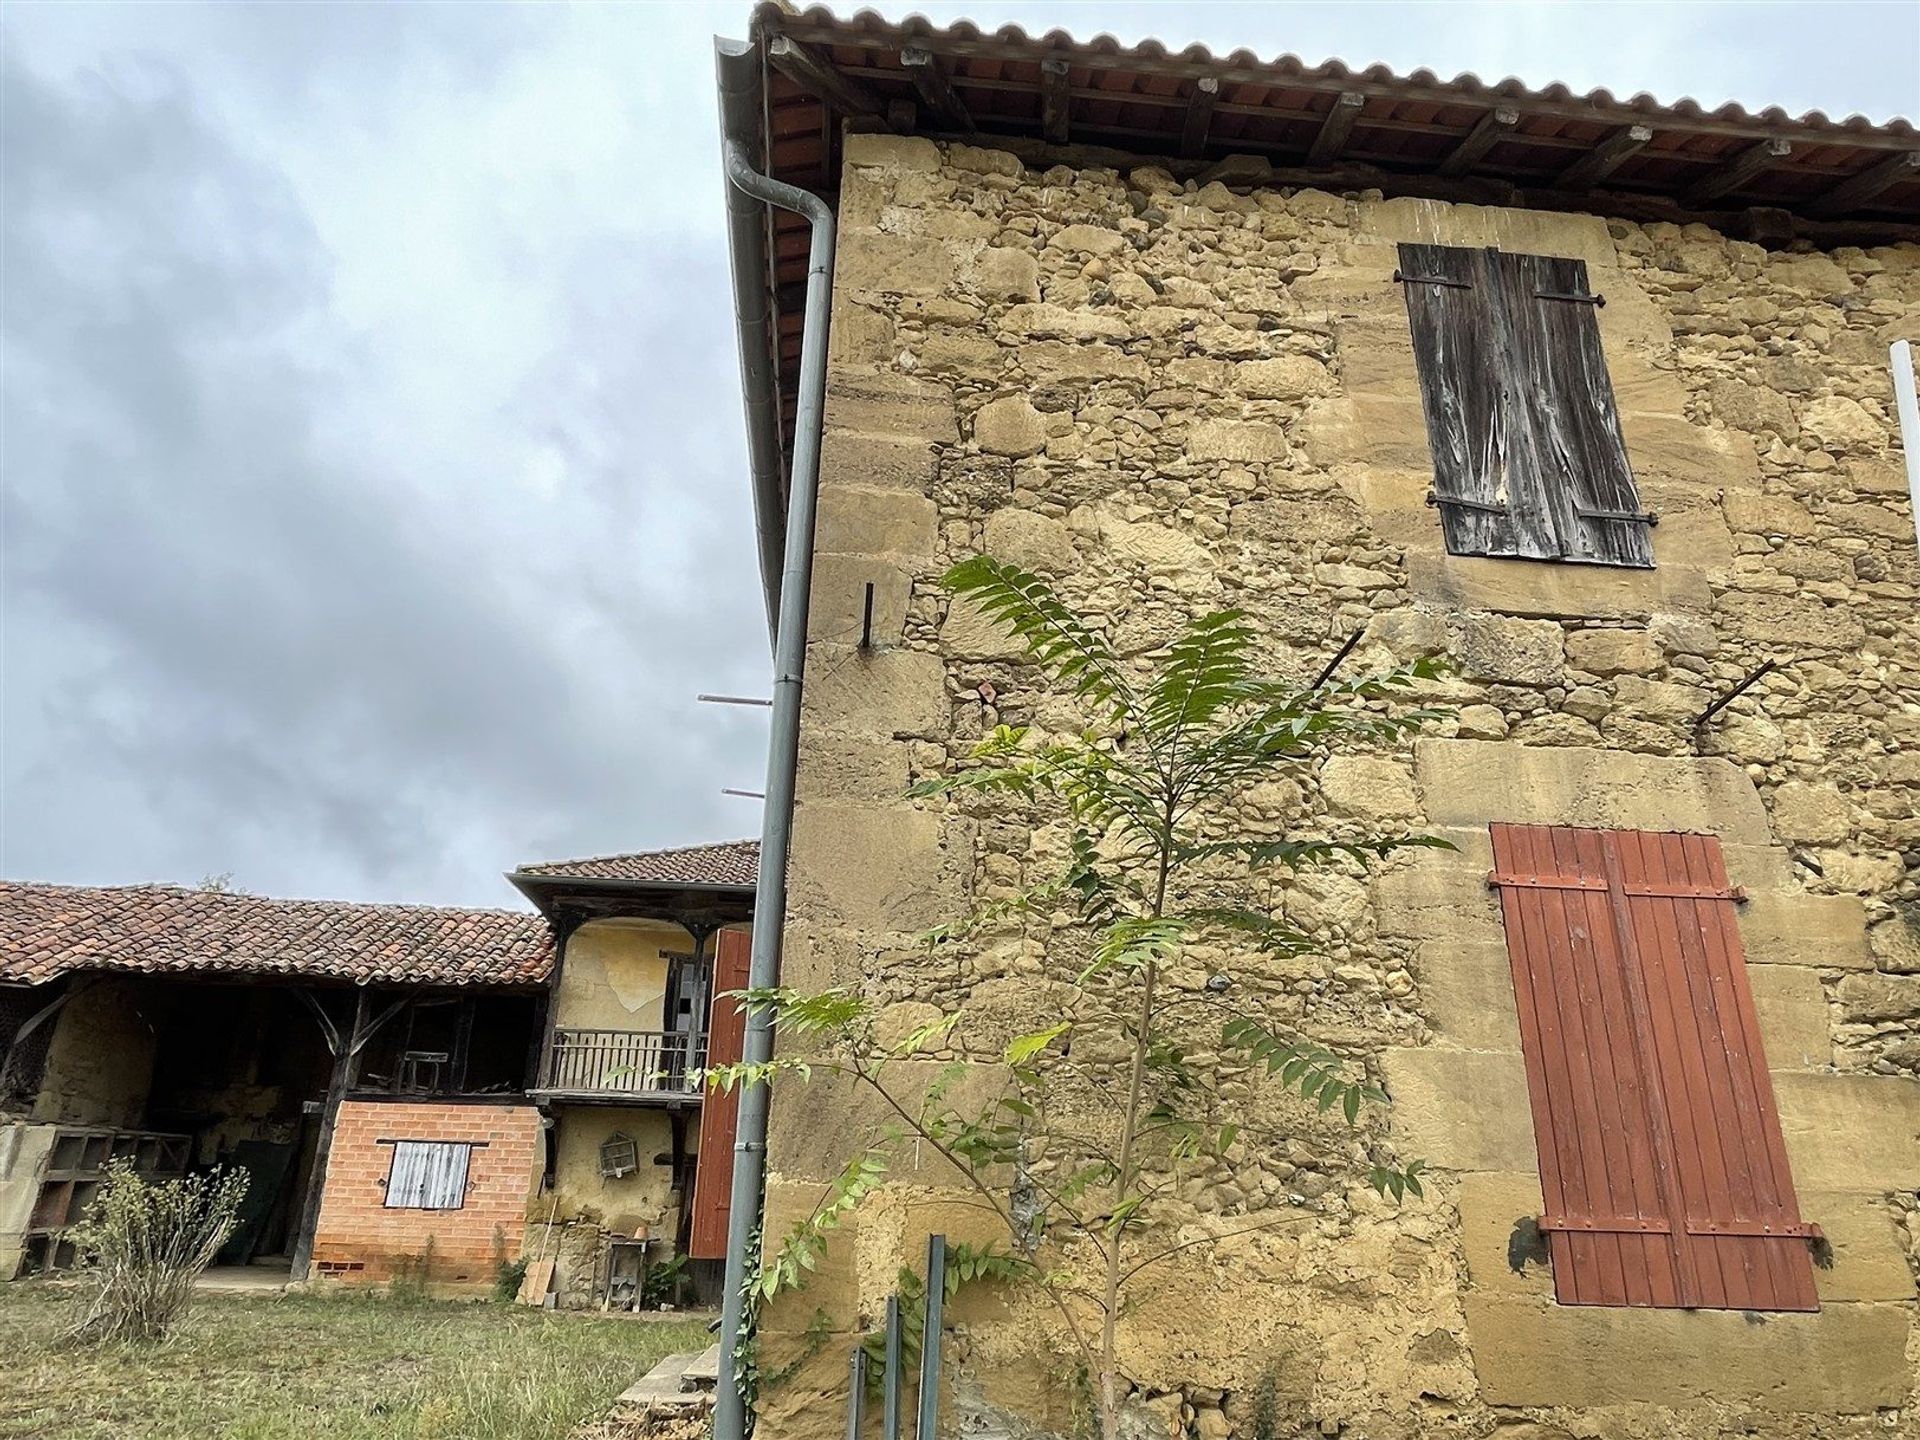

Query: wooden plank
901;46;973;133
1532;826;1631;1305
1398;243;1537;560
1556;124;1653;191
1500;252;1655;567
1810;148;1920;216
1679;834;1819;1311
1438;104;1518;177
1180;76;1219;158
1306;91;1366;165
1040;56;1071;145
768;35;887;118
1682;136;1791;206
688;928;753;1260
1593;831;1704;1308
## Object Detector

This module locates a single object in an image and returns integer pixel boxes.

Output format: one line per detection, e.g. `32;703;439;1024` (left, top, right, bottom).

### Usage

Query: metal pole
916;1235;947;1440
883;1293;904;1440
1890;340;1920;558
713;37;838;1440
847;1347;869;1440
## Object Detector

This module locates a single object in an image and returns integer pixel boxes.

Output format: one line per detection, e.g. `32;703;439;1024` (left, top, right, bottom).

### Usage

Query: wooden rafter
1180;76;1220;158
767;34;885;117
1438;104;1519;177
1040;56;1071;145
1682;136;1790;206
1810;148;1920;216
1557;124;1654;191
901;46;973;132
1306;91;1366;165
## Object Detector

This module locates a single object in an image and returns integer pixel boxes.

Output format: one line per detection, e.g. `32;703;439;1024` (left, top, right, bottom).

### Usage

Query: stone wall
765;131;1920;1440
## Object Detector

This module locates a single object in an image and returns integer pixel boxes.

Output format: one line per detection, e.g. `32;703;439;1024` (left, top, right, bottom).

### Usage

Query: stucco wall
762;132;1920;1440
553;919;680;1033
33;978;156;1128
542;1103;685;1305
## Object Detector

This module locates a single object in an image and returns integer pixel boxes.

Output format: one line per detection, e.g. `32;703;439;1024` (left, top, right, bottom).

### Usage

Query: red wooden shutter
688;927;752;1260
1490;823;1818;1311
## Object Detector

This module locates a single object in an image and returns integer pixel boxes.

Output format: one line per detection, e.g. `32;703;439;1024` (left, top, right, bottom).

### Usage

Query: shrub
65;1160;248;1345
389;1237;438;1303
494;1255;531;1303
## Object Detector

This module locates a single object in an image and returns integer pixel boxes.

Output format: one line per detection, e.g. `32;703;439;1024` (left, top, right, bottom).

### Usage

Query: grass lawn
0;1282;709;1439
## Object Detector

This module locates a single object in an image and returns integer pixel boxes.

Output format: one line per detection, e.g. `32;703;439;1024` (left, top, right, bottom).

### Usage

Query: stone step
615;1351;711;1412
681;1344;721;1389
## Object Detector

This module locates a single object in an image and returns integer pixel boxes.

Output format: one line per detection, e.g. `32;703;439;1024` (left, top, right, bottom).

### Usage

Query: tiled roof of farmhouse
0;880;554;988
513;840;760;888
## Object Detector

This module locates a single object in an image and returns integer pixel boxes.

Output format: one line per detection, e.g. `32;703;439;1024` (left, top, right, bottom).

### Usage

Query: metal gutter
720;35;792;645
715;33;836;1440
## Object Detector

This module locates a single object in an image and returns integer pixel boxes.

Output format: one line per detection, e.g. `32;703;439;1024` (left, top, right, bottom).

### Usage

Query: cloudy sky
3;2;1914;909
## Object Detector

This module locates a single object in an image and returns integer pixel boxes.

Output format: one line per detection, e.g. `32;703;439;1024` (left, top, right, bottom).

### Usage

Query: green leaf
1005;1022;1071;1065
940;557;1140;729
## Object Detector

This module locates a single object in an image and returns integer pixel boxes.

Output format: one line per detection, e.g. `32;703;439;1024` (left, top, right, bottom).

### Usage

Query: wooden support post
1180;76;1219;158
1306;91;1365;165
1809;148;1920;217
449;996;475;1094
900;46;972;132
768;34;886;118
289;987;409;1280
1556;123;1653;191
1682;136;1790;206
1438;104;1518;177
1040;56;1071;145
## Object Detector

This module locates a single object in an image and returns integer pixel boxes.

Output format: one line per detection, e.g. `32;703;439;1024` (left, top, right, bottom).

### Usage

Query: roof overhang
505;870;756;932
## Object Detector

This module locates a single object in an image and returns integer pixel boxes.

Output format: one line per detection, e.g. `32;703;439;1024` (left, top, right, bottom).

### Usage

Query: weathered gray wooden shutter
1498;252;1655;568
1399;243;1653;568
385;1142;430;1208
385;1141;471;1209
1398;243;1535;559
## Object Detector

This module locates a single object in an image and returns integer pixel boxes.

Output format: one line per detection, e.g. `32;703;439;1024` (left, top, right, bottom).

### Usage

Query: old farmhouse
708;6;1920;1440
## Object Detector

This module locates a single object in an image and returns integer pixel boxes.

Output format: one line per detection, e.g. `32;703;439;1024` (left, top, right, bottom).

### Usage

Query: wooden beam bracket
1682;136;1791;207
1306;90;1366;165
1040;55;1071;145
901;45;974;133
1556;123;1654;191
1180;76;1220;159
1438;104;1518;177
768;35;886;118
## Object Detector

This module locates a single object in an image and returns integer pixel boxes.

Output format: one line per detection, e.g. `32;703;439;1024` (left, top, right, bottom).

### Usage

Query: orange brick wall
310;1100;542;1290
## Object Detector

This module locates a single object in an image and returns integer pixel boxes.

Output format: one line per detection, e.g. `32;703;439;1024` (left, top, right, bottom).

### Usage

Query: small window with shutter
384;1140;473;1211
1490;824;1818;1311
1398;243;1655;568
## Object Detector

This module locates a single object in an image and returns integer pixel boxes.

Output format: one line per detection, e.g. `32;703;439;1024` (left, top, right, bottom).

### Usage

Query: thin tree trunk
1099;816;1175;1440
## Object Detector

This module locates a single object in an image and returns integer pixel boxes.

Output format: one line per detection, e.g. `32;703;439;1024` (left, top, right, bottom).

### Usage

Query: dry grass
0;1282;708;1439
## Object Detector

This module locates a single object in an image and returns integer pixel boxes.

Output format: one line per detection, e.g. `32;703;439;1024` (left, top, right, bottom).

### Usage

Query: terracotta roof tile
0;880;553;988
514;840;760;888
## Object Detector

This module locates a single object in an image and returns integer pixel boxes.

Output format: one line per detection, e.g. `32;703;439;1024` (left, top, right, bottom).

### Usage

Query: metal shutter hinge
1393;270;1471;289
1575;504;1659;526
1534;289;1606;306
1427;490;1508;515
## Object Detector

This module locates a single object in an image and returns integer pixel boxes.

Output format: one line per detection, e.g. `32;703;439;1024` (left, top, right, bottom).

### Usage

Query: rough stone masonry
761;132;1920;1440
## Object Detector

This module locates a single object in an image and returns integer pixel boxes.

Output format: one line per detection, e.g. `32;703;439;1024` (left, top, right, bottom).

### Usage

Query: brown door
688;927;751;1260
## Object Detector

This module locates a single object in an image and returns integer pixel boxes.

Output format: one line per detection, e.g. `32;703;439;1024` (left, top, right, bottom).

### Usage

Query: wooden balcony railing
539;1028;707;1099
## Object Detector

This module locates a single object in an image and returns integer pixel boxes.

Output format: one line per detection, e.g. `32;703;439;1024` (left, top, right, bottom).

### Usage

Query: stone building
715;7;1920;1438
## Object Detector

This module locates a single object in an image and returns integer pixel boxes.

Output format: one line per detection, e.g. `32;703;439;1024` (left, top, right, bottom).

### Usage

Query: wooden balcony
533;1027;708;1105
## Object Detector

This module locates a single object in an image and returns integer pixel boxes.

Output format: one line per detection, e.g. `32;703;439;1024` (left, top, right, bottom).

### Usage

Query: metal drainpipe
714;37;836;1440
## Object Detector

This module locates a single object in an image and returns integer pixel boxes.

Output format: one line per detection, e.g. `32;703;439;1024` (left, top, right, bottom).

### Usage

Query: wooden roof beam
1682;136;1790;206
1040;56;1071;145
1809;148;1920;216
1557;123;1654;191
768;35;886;118
1306;91;1366;165
1438;104;1518;177
901;46;974;133
1180;76;1220;158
